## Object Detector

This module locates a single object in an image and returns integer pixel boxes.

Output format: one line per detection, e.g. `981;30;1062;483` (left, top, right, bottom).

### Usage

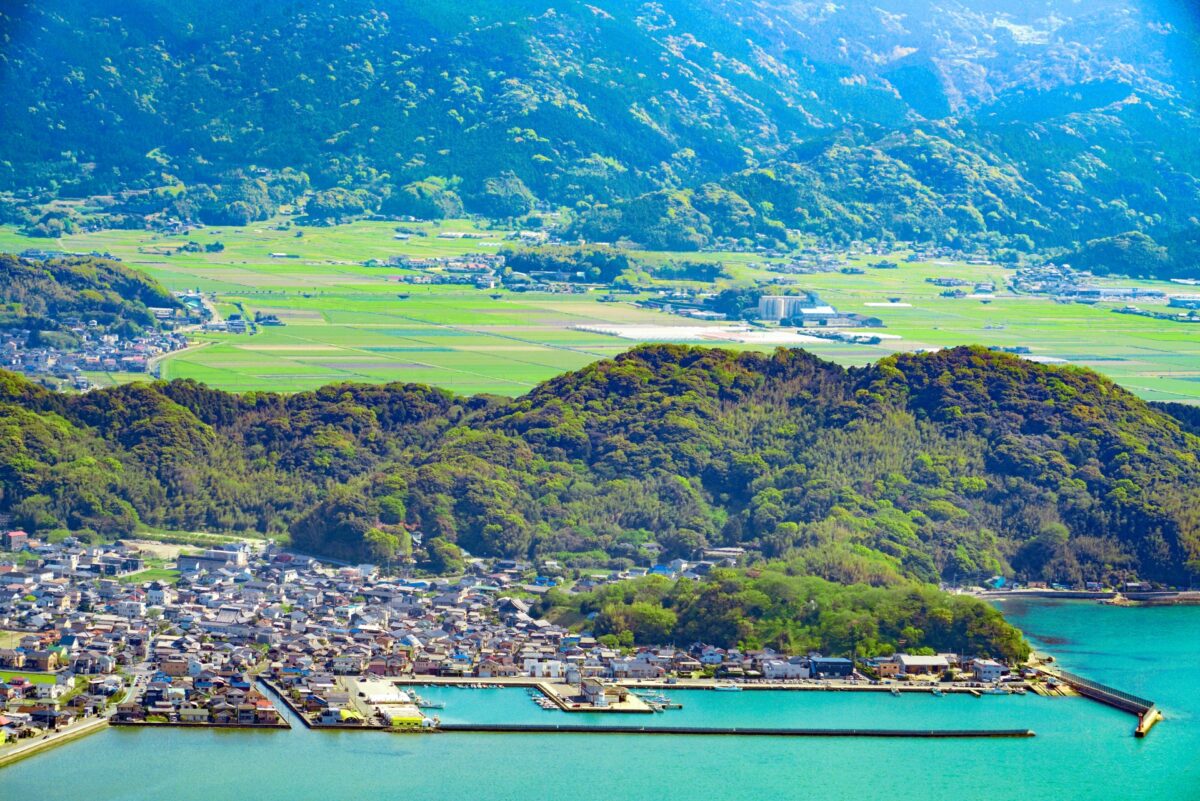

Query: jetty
433;723;1035;738
1040;668;1161;737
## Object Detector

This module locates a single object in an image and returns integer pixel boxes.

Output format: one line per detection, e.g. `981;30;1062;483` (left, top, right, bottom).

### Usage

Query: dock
433;723;1035;738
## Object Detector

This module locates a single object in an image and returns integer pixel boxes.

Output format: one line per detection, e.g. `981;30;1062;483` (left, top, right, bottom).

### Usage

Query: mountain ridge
1;0;1197;262
1;343;1197;586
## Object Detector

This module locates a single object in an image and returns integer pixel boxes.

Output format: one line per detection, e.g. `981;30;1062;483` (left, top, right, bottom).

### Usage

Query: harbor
259;668;1156;739
261;673;1053;737
3;599;1196;801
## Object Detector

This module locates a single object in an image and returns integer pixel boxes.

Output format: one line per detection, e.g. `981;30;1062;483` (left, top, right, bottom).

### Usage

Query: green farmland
2;220;1198;402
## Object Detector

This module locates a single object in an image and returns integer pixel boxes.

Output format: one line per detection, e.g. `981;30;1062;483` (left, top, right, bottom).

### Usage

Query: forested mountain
0;1;1197;263
2;344;1197;587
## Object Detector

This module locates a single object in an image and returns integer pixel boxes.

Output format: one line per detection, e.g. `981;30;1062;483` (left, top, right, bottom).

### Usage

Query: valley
1;221;1197;402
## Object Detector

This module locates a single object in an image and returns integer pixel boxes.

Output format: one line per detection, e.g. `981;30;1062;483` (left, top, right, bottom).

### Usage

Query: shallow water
3;600;1196;801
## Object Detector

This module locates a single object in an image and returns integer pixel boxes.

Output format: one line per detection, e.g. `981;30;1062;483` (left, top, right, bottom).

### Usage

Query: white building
114;599;146;619
972;659;1009;683
895;654;949;675
763;658;810;680
524;658;565;679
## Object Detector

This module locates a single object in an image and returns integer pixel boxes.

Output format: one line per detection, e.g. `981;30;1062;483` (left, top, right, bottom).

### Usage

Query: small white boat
890;688;901;697
712;683;742;692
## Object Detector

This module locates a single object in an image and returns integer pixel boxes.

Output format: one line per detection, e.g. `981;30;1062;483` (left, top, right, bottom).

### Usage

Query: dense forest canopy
544;568;1031;661
1;342;1198;589
0;1;1198;268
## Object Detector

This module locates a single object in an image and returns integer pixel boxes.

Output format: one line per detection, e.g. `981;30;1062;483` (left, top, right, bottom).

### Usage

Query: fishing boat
980;686;1010;695
712;683;742;692
413;695;446;710
931;687;945;697
890;687;901;697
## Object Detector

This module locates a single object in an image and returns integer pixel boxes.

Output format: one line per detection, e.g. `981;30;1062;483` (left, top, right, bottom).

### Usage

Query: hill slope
1;345;1197;586
0;253;181;338
1;1;1198;259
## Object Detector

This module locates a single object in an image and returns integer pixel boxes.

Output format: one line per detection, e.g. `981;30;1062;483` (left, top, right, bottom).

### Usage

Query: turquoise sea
3;600;1197;800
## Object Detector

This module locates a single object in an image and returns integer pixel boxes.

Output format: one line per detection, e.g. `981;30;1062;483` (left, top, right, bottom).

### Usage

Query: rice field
2;220;1197;402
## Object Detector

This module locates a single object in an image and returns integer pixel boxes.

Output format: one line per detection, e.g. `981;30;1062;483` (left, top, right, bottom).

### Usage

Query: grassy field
131;525;273;548
119;568;181;585
0;669;57;685
730;256;1200;404
2;220;1198;402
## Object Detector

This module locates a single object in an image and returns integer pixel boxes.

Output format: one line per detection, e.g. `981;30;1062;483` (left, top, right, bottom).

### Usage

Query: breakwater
981;589;1200;605
1040;668;1161;737
434;723;1035;738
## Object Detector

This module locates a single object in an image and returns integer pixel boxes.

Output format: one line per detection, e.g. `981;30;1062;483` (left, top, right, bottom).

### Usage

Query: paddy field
1;219;1196;402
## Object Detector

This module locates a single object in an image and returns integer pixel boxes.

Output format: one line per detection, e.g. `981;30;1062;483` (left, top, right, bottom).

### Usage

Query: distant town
0;326;191;390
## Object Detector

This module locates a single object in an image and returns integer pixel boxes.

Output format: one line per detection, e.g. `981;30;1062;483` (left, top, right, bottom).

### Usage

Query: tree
473;172;535;219
364;527;400;563
425;538;465;575
383;177;463;219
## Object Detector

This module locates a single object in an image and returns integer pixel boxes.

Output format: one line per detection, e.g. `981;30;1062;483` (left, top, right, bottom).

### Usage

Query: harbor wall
434;723;1036;738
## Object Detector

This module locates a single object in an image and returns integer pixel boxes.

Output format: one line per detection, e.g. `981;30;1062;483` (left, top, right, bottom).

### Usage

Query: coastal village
0;529;1087;761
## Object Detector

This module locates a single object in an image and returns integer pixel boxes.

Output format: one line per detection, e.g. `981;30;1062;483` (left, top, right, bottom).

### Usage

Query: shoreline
0;715;110;770
110;719;291;731
0;604;1162;770
0;664;1147;767
395;675;1019;695
978;589;1200;606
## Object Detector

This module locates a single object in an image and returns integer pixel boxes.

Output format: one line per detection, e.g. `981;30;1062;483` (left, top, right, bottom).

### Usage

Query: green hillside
0;253;181;338
2;344;1197;588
